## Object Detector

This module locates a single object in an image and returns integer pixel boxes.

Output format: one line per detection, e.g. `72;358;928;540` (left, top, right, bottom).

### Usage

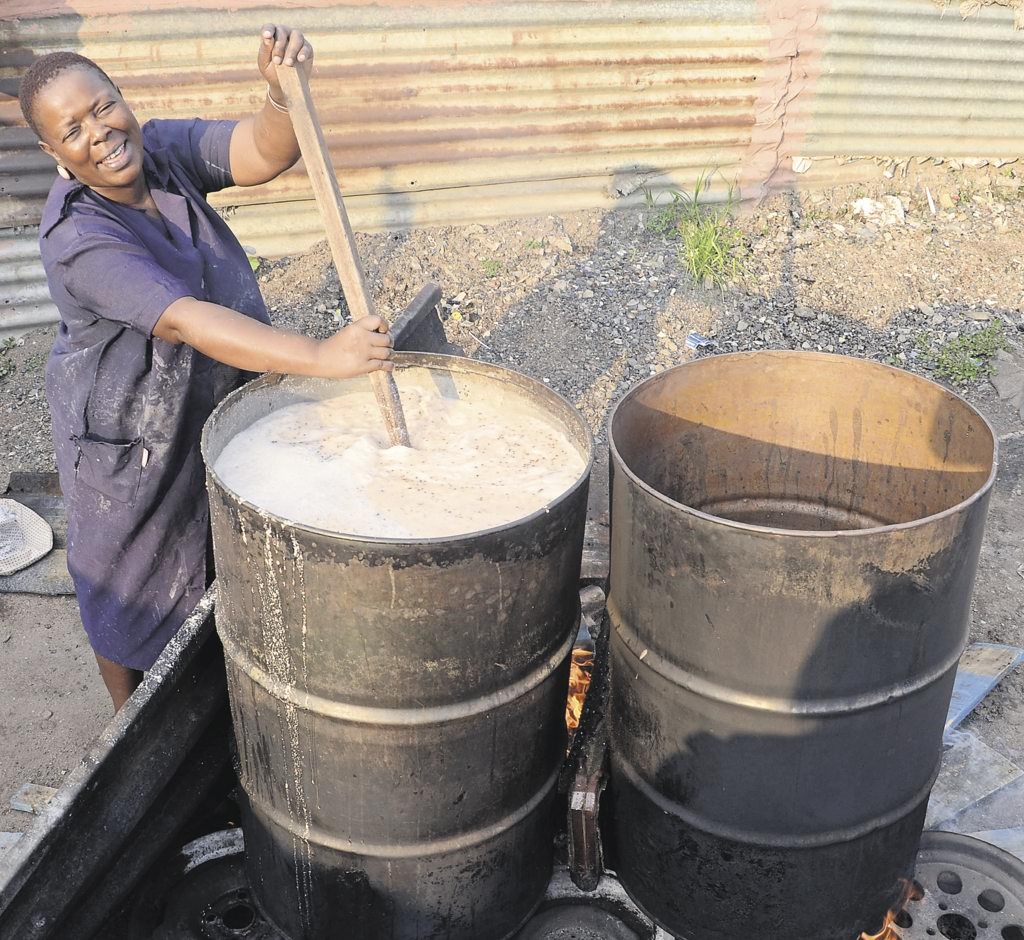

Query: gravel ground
1;163;1023;824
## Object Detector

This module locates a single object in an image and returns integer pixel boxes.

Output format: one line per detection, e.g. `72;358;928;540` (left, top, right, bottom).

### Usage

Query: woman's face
34;67;145;202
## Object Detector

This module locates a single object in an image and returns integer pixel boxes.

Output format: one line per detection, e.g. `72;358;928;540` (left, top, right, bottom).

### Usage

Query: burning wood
858;880;923;939
566;646;594;733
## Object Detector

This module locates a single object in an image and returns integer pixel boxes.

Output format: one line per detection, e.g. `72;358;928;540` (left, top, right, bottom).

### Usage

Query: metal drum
606;351;996;940
202;354;592;940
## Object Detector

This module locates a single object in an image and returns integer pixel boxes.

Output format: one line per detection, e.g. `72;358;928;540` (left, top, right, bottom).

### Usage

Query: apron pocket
73;435;144;506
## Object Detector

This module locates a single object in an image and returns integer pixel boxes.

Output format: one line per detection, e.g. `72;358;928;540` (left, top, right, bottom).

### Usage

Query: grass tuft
642;170;744;289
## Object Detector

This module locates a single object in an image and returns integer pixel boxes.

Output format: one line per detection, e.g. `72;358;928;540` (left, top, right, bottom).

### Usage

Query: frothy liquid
213;382;586;538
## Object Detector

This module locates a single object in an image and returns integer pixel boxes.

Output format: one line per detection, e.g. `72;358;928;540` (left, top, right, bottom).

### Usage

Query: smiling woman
24;59;144;196
18;28;397;711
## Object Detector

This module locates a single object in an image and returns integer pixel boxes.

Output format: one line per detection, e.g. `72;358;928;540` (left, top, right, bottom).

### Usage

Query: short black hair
19;51;117;136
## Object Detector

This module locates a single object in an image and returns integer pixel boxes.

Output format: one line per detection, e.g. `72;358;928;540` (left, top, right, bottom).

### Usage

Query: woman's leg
94;652;143;711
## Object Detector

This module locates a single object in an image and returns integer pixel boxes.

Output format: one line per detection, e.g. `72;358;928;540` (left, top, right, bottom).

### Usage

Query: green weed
642;171;745;289
800;202;830;223
643;189;688;236
524;238;544;250
920;321;1008;383
0;338;16;381
481;259;501;278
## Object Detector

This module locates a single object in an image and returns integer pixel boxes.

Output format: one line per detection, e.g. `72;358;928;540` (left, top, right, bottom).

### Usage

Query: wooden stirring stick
278;66;411;447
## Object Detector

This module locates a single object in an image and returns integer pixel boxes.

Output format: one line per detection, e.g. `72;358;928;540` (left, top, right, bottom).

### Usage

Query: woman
20;26;392;710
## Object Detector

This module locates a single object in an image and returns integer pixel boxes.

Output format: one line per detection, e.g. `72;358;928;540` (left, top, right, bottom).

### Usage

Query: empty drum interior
611;352;994;530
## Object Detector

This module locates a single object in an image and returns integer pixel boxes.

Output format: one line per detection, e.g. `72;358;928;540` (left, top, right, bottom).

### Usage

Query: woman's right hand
155;298;394;379
314;315;394;378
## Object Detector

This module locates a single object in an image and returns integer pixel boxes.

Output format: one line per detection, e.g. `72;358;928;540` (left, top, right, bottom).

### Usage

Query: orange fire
859;910;899;940
858;880;924;940
566;646;594;732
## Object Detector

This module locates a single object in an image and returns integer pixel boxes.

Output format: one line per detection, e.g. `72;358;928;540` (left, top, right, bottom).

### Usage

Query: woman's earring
56;164;72;180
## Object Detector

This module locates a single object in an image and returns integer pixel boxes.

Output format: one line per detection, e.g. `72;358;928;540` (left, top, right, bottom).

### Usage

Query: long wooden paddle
278;66;411;447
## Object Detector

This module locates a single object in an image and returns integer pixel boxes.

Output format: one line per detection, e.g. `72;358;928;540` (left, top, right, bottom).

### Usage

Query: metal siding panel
809;0;1024;158
2;0;1021;337
0;230;57;339
2;2;765;224
1;1;766;336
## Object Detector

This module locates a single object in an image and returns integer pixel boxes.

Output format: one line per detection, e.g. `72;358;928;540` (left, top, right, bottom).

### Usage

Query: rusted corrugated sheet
1;2;768;227
738;0;1024;198
1;0;769;334
0;228;51;336
1;0;1022;337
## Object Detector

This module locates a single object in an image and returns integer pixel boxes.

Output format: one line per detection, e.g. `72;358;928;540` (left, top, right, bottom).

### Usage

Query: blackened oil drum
606;351;996;940
202;354;592;940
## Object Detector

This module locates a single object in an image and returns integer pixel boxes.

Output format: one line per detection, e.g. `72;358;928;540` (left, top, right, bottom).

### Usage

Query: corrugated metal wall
1;0;1022;336
813;1;1024;157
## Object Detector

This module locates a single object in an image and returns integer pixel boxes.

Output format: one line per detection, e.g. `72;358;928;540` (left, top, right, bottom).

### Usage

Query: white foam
214;381;585;538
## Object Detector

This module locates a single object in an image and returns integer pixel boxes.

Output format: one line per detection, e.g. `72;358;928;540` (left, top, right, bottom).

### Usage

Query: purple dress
39;118;270;669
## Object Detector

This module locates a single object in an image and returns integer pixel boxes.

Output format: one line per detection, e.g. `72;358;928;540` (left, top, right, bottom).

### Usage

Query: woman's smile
98;139;131;170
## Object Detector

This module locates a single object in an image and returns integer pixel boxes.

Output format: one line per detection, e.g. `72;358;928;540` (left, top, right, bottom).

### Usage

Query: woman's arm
154;297;393;379
228;24;311;187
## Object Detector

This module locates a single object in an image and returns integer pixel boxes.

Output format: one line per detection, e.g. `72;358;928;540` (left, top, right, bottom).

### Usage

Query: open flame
566;646;594;733
859;910;899;940
858;880;924;939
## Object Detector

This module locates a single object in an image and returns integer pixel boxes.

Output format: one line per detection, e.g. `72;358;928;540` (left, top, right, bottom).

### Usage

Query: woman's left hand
259;24;313;101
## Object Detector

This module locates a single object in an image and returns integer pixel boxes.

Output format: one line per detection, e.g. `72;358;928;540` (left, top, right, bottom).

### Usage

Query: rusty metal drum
606;351;996;940
202;354;592;940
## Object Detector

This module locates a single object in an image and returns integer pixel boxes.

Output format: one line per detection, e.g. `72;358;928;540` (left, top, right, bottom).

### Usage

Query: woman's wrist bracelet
266;90;289;113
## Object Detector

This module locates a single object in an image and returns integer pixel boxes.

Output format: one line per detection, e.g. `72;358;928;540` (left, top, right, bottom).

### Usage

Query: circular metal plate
515;869;672;940
896;832;1024;939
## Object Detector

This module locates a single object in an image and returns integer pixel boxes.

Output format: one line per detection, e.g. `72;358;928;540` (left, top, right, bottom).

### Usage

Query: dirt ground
1;162;1022;843
0;595;108;837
